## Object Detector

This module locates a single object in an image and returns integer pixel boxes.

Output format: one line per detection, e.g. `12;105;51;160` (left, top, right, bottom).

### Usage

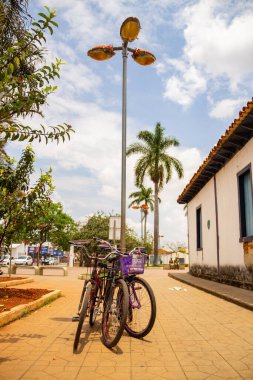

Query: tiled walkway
0;267;252;379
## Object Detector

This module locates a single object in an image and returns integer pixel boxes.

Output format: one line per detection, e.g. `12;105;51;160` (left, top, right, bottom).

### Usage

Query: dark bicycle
70;238;129;351
93;240;157;339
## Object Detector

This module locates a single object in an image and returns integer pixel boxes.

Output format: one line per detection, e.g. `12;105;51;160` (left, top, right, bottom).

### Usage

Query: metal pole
120;42;128;252
113;220;116;246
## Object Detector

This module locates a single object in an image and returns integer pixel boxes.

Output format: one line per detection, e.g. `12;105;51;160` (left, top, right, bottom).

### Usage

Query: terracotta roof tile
177;98;253;204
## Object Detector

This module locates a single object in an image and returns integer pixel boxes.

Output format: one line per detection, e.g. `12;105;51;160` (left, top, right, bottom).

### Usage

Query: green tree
27;202;77;250
126;122;184;265
72;211;145;266
22;202;77;265
0;145;53;251
128;185;155;243
0;4;74;143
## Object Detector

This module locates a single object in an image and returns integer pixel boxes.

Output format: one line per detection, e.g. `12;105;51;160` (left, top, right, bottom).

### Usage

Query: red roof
178;98;253;204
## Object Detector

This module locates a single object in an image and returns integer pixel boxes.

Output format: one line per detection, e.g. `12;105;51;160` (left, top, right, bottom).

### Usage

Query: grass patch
19;293;62;319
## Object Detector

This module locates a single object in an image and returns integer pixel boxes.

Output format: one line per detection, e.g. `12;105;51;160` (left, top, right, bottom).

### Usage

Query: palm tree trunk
144;210;147;244
153;182;159;265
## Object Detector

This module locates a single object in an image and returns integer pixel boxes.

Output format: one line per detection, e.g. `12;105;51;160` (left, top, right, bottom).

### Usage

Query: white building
178;99;253;273
11;243;26;258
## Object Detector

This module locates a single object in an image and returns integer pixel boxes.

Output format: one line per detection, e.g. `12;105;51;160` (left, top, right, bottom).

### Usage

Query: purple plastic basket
120;254;145;275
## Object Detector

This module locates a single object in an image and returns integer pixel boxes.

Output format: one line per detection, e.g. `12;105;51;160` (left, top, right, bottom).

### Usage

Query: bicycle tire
101;278;129;348
125;276;156;338
77;280;87;315
89;284;101;326
73;282;92;351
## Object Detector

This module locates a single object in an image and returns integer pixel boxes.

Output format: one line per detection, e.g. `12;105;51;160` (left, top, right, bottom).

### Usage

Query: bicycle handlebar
92;237;147;257
69;237;147;260
69;238;123;262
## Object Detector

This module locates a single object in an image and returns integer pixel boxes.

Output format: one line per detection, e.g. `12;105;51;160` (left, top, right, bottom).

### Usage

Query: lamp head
87;45;115;61
132;49;156;65
120;17;140;42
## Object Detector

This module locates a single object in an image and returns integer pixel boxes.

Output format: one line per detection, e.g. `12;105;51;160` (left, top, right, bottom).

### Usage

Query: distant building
11;243;26;258
178;99;253;272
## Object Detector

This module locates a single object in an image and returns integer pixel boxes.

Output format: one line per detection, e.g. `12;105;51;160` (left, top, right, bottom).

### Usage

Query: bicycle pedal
72;315;80;322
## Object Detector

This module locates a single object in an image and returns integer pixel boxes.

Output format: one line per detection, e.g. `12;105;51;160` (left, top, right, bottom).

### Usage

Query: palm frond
126;143;148;156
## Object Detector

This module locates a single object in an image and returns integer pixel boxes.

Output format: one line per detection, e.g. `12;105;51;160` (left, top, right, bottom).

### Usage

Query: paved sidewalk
0;267;252;380
168;272;253;311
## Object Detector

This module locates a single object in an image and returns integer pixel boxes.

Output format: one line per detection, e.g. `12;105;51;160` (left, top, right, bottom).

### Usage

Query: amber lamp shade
120;17;140;42
132;49;156;65
87;45;115;61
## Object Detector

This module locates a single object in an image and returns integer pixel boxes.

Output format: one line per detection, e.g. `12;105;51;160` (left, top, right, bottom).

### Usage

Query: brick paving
0;267;252;380
168;272;253;311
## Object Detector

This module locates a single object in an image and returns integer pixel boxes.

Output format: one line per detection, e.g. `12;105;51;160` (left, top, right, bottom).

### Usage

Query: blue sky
7;0;253;247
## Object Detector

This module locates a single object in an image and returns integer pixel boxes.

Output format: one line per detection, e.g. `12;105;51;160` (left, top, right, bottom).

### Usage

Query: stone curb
0;289;62;328
78;274;90;280
168;273;253;311
0;278;34;288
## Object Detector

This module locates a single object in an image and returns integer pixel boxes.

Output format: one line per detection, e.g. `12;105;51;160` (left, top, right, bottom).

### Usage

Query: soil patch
0;288;51;312
0;276;26;283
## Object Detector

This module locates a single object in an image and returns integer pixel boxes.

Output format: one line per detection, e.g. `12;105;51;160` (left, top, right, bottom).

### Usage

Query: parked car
41;256;58;265
14;255;33;266
1;255;15;266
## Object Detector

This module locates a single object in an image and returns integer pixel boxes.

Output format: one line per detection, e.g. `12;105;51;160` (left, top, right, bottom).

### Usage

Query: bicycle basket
120;254;145;275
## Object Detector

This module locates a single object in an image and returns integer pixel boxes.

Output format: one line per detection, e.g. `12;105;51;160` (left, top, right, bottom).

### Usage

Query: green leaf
32;22;41;28
38;12;49;20
48;26;54;35
19;134;27;141
14;57;20;67
11;134;20;141
50;20;58;27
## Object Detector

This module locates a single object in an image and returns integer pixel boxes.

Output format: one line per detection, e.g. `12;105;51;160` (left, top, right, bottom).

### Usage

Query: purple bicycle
121;247;156;338
95;240;157;339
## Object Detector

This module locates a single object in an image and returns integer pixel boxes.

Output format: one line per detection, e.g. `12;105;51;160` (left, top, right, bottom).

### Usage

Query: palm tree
126;122;184;265
128;185;155;243
0;0;29;51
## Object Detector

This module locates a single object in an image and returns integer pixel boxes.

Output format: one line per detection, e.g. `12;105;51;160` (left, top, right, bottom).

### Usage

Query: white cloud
160;0;253;106
182;0;253;85
164;65;206;107
209;97;246;119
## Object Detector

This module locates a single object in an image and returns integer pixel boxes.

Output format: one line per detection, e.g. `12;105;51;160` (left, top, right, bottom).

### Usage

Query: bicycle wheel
89;284;103;326
125;276;156;338
101;278;129;348
77;280;87;314
73;282;92;351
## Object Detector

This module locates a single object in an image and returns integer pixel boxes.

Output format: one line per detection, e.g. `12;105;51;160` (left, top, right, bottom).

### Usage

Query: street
0;267;252;379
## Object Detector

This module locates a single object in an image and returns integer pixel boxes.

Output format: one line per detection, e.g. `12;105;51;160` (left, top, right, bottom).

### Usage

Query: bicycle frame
127;276;142;309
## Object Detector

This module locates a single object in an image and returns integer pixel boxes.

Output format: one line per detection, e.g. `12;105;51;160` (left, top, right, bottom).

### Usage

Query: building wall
216;138;253;266
188;138;253;267
188;178;217;266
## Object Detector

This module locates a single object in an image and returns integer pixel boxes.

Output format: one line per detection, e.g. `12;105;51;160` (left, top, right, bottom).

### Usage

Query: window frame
237;163;253;242
196;205;203;250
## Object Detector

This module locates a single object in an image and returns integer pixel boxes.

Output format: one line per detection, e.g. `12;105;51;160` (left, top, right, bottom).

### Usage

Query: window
196;206;202;249
238;165;253;240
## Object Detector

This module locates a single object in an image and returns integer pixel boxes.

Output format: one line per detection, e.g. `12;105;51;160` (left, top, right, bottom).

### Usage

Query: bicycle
70;238;129;351
122;251;156;338
95;240;157;339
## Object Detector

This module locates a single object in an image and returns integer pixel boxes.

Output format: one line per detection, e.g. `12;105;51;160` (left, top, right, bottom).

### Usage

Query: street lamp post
87;17;155;252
